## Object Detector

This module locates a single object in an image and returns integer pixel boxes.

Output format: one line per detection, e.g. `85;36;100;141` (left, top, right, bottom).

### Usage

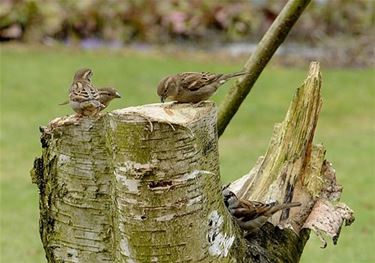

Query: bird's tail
268;202;301;215
58;100;69;106
222;71;247;80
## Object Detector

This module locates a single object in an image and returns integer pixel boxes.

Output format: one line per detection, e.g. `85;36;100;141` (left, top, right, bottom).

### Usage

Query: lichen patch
207;211;235;257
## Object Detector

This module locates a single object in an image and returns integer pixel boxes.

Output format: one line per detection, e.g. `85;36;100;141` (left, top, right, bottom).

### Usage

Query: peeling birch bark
31;103;245;262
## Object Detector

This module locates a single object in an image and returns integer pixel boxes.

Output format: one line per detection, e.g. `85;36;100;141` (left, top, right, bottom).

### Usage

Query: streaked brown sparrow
223;188;301;234
60;87;121;110
157;71;246;103
96;87;121;108
68;68;104;117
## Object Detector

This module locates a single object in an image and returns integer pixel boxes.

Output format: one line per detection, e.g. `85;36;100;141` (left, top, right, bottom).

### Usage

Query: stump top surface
111;102;215;125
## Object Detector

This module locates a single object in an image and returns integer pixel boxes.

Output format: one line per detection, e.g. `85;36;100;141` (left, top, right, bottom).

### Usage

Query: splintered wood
228;62;354;248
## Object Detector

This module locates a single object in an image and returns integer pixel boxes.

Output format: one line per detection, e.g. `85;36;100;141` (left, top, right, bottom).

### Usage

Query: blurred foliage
0;0;373;44
1;45;374;262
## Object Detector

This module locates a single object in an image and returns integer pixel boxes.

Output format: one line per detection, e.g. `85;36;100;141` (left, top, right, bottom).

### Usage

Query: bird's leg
74;113;83;120
93;114;103;122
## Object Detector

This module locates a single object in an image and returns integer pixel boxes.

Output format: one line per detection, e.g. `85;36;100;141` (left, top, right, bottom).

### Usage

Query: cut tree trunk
31;103;245;262
31;62;353;262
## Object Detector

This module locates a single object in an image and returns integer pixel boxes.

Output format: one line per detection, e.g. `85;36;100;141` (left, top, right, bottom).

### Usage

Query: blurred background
0;0;374;262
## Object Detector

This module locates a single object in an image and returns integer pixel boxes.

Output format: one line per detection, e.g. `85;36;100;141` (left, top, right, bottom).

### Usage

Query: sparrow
157;71;246;103
59;87;121;110
67;68;104;117
96;87;122;108
223;188;301;234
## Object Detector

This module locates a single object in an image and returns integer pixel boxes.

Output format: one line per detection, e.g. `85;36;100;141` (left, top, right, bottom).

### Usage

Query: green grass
1;45;374;262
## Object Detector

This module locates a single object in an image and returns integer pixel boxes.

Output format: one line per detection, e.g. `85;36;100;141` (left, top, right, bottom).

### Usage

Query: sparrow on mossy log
60;87;121;110
67;68;104;117
157;71;246;103
223;188;301;234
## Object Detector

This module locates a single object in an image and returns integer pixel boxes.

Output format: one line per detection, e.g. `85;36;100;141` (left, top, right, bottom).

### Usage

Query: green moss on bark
32;103;243;262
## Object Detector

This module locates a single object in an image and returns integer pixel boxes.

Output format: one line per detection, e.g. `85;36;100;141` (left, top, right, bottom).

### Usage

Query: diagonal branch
217;0;311;137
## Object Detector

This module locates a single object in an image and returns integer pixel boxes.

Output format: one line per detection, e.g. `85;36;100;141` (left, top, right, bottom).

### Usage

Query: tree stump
31;62;354;262
31;103;246;262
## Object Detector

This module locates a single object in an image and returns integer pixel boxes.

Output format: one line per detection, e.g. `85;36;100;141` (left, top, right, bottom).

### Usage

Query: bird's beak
115;92;121;98
160;96;165;103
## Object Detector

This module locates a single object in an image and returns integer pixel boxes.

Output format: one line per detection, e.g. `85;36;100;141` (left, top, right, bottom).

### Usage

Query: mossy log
31;62;353;262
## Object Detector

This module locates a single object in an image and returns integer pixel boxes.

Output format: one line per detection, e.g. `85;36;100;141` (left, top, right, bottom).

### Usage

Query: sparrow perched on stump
60;86;121;110
223;188;301;234
96;87;121;108
157;71;246;103
67;68;104;117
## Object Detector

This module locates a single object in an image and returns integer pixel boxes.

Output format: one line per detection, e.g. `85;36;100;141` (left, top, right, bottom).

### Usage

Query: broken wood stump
31;62;354;262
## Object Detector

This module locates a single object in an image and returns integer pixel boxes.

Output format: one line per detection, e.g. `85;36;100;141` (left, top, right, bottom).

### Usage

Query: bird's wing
230;200;258;220
180;72;223;91
237;200;277;220
69;81;100;102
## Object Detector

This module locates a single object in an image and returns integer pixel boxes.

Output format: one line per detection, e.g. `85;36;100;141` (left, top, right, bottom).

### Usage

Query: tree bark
217;0;312;136
227;62;354;261
31;63;354;262
31;103;246;262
